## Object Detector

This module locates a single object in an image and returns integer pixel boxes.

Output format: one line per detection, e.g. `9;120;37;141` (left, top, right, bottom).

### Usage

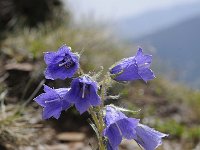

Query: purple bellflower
64;75;101;114
44;45;79;80
135;124;168;150
103;106;140;150
109;48;155;82
103;106;167;150
34;85;71;119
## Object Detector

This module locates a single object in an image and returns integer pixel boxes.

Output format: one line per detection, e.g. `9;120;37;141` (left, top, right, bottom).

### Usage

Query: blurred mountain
116;2;200;39
135;15;200;88
114;2;200;88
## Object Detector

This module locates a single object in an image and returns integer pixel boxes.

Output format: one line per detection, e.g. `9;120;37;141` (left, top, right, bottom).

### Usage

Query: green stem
89;108;105;150
93;73;112;150
94;74;111;150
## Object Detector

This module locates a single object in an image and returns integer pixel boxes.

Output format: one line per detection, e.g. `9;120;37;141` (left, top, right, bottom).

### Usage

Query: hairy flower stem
88;74;111;150
89;108;105;150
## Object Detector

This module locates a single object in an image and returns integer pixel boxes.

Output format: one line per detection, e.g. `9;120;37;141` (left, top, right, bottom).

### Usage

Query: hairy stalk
89;108;105;150
93;74;111;150
97;74;109;132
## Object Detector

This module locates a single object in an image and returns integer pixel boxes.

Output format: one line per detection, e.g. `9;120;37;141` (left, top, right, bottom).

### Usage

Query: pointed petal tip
53;113;61;119
138;47;143;51
78;109;85;115
137;47;143;54
58;44;71;52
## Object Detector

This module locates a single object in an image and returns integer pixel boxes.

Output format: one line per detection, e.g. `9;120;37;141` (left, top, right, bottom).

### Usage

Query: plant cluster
34;45;167;150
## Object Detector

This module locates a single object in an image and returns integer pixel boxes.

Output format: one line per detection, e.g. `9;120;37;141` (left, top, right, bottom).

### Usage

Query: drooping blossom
64;75;101;114
109;48;155;82
103;106;139;150
44;45;79;80
135;124;168;150
34;85;71;119
103;106;167;150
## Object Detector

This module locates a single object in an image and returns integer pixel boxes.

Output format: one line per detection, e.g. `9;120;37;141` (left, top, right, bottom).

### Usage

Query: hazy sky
66;0;199;21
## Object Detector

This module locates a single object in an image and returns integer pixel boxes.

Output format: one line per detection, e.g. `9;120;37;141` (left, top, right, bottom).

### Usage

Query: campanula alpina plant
103;106;168;150
34;85;71;119
103;106;139;149
109;48;155;82
44;45;79;80
64;75;101;114
34;45;168;150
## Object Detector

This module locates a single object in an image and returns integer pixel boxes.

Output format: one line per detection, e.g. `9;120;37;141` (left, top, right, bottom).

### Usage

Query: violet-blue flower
134;124;168;150
103;106;139;150
34;85;71;119
44;45;79;80
103;106;167;150
64;75;101;114
109;48;155;82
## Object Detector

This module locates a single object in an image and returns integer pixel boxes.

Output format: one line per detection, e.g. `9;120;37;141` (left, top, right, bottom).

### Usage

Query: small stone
194;143;200;150
56;132;86;142
5;63;33;71
42;144;69;150
120;140;140;150
69;142;84;150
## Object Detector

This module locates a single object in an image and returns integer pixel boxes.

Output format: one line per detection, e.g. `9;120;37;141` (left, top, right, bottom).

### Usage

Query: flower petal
64;79;81;103
43;85;56;93
74;99;91;114
42;101;62;119
107;142;118;150
34;85;58;107
110;57;134;75
62;100;71;110
44;45;79;80
138;68;155;82
79;76;94;85
110;48;155;82
44;65;70;80
34;93;58;107
65;64;79;78
70;53;79;66
117;118;139;139
57;45;71;56
55;88;70;98
44;52;63;65
104;124;122;149
55;88;71;110
135;124;168;150
104;106;127;127
88;85;101;106
65;76;101;114
114;63;141;81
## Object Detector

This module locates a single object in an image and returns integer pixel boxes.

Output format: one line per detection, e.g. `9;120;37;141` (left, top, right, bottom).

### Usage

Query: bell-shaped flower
34;85;71;119
103;106;167;150
103;106;139;150
64;75;101;114
134;124;168;150
44;45;79;80
109;48;155;82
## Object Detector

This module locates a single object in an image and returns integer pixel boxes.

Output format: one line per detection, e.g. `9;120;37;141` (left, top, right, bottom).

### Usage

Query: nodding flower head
103;106;139;149
135;124;168;150
109;48;155;82
34;85;71;119
103;106;167;150
44;45;79;80
64;75;101;114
